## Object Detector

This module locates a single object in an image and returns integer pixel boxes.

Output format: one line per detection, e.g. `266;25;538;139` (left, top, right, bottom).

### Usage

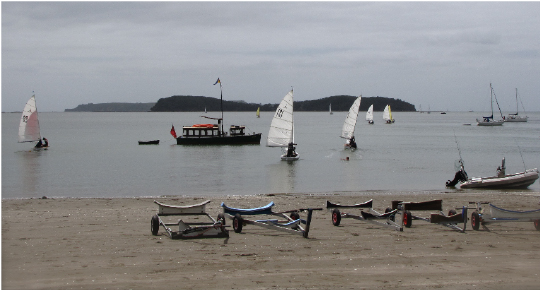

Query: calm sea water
2;111;540;199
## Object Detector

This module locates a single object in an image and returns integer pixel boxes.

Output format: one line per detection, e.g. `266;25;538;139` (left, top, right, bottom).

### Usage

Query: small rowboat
138;140;159;145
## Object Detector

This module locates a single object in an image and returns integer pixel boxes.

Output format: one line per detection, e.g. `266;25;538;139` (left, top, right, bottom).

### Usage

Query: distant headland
65;95;416;112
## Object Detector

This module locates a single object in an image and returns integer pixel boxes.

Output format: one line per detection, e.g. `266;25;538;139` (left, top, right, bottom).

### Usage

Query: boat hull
281;153;300;161
476;119;504;126
176;133;262;145
138;140;159;145
460;169;539;189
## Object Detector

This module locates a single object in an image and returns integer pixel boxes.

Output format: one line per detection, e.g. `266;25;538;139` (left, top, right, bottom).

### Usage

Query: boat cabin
182;124;250;138
182;124;221;137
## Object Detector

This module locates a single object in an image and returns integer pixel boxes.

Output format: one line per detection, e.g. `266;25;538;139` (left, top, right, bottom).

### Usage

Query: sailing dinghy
383;105;395;124
341;95;361;149
19;94;47;149
477;83;504;126
267;89;299;161
366;104;374;124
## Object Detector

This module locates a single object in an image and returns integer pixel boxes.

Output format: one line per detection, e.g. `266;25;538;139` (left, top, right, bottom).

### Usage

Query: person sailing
35;137;48;148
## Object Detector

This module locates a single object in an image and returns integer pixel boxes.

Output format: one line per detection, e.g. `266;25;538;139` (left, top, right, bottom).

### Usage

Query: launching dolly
326;199;402;231
151;200;229;239
220;202;322;238
391;200;467;232
468;201;540;231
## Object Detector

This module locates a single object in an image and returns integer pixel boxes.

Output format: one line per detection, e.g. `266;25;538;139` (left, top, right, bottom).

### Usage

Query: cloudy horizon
2;2;539;112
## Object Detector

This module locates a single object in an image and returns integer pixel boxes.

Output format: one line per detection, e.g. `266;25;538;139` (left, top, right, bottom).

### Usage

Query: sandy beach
3;190;540;290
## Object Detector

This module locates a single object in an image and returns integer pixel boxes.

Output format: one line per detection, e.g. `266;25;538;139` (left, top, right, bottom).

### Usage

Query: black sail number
276;108;284;118
22;115;29;123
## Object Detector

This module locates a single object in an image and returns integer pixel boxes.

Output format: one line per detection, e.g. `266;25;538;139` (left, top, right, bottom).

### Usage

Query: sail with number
267;90;294;147
366;104;374;122
18;94;41;143
383;104;395;123
341;95;362;139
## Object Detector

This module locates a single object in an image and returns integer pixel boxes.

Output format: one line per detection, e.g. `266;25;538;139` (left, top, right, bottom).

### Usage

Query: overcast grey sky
2;2;540;112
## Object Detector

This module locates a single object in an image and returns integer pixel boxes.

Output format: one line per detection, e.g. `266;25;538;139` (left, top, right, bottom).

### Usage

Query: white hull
476;118;504;126
281;153;300;161
504;116;528;122
460;168;539;189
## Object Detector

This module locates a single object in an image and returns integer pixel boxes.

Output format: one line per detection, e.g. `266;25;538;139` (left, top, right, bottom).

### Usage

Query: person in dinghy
35;137;49;148
286;142;298;158
348;136;357;149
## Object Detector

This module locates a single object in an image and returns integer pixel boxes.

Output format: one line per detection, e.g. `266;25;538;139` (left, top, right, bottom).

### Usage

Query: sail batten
341;96;362;139
267;90;294;147
18;95;41;143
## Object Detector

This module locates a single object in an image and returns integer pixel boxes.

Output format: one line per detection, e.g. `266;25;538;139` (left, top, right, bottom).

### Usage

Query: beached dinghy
221;202;322;238
391;200;467;232
327;199;402;231
468;201;540;231
455;158;539;189
151;200;229;239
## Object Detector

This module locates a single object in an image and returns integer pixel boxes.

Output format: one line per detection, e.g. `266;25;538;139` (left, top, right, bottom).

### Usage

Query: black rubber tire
448;209;457;216
534;219;540;231
290;212;300;221
151;214;159;236
471;211;480;231
385;207;395;222
217;213;226;226
331;209;341;226
403;210;412;228
233;214;243;233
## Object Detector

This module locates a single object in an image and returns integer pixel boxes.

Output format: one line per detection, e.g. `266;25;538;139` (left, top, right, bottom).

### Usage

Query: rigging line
453;129;464;167
514;139;527;171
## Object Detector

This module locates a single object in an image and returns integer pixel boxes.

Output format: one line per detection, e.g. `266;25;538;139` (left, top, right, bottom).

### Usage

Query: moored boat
175;78;262;145
477;83;504;126
504;88;528;122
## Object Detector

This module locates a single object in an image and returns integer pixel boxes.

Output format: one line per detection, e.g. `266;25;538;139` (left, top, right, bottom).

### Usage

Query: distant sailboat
329;103;333;115
477;83;504;126
383;105;395;124
256;107;260;118
366;104;374;124
505;88;528;122
19;94;47;148
204;107;207;114
267;89;299;161
341;95;361;149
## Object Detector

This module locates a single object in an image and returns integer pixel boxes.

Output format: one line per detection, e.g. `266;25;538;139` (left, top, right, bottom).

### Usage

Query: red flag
170;125;177;138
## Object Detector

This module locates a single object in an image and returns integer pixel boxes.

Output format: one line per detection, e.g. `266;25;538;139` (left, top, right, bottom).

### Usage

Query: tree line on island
65;95;416;112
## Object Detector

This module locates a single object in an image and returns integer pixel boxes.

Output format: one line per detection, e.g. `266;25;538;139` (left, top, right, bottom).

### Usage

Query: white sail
267;90;294;147
341;95;362;139
18;95;41;143
383;105;391;121
366;104;374;121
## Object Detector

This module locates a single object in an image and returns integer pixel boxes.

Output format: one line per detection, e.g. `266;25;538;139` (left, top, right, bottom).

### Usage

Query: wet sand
2;190;540;290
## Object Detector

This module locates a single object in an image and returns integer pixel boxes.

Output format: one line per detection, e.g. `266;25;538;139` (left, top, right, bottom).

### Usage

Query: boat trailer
391;199;467;232
468;201;540;231
326;199;402;231
151;200;229;239
221;202;322;238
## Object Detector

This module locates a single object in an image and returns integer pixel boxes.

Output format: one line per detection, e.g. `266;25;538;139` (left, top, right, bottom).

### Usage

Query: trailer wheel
534;219;540;231
403;210;412;228
217;213;226;226
448;209;457;216
151;215;159;235
290;212;300;221
233;214;243;233
331;209;341;226
385;207;395;222
471;211;480;230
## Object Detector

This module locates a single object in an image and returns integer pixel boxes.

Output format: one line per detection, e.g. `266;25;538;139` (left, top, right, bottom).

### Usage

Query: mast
214;78;224;135
515;88;518;115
